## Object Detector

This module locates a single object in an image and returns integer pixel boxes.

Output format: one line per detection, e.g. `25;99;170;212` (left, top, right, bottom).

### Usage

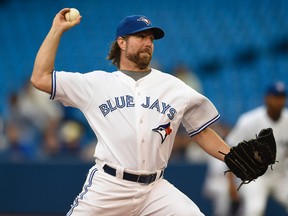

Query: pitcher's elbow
30;68;53;94
30;74;39;89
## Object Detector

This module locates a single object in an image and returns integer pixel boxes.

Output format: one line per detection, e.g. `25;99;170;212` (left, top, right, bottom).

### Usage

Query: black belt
103;164;163;184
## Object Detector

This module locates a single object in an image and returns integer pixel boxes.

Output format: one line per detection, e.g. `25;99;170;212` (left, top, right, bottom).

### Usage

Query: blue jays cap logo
152;122;172;144
116;15;164;39
137;17;151;26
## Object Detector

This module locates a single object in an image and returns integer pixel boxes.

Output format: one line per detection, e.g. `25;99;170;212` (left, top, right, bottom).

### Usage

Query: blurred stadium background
1;0;288;125
0;0;288;215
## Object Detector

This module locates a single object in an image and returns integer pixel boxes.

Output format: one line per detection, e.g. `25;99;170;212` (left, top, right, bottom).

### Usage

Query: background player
226;81;288;216
31;8;231;215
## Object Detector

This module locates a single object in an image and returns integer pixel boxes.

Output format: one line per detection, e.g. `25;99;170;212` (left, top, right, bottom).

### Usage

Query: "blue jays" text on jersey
99;95;177;120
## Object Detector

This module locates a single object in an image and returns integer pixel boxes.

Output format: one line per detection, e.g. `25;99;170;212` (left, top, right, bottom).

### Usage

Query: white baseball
65;8;80;22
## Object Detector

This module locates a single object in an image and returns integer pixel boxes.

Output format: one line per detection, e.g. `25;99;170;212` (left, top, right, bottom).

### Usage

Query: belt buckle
137;174;156;184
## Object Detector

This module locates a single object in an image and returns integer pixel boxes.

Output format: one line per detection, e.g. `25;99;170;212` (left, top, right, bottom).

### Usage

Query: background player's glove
220;128;277;190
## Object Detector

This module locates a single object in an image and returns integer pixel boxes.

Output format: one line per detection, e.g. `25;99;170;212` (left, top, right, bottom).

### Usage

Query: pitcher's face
122;31;154;70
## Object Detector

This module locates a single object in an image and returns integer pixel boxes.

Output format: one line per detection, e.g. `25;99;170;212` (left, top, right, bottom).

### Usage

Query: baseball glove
220;127;277;190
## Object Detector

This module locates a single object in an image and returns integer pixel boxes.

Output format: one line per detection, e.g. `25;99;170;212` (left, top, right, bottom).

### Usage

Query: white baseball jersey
51;68;219;172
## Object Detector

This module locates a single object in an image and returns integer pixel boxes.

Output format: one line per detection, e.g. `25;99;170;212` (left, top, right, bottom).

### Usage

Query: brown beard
126;48;152;70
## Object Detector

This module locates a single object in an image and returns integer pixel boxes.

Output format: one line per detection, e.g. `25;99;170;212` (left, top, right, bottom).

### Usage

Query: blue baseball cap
266;82;286;96
116;15;164;40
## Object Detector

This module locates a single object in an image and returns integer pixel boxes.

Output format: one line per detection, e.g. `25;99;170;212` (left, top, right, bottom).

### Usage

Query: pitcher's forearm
192;127;230;161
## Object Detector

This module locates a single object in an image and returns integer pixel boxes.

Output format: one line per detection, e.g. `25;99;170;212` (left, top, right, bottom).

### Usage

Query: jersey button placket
135;82;148;170
135;83;144;126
